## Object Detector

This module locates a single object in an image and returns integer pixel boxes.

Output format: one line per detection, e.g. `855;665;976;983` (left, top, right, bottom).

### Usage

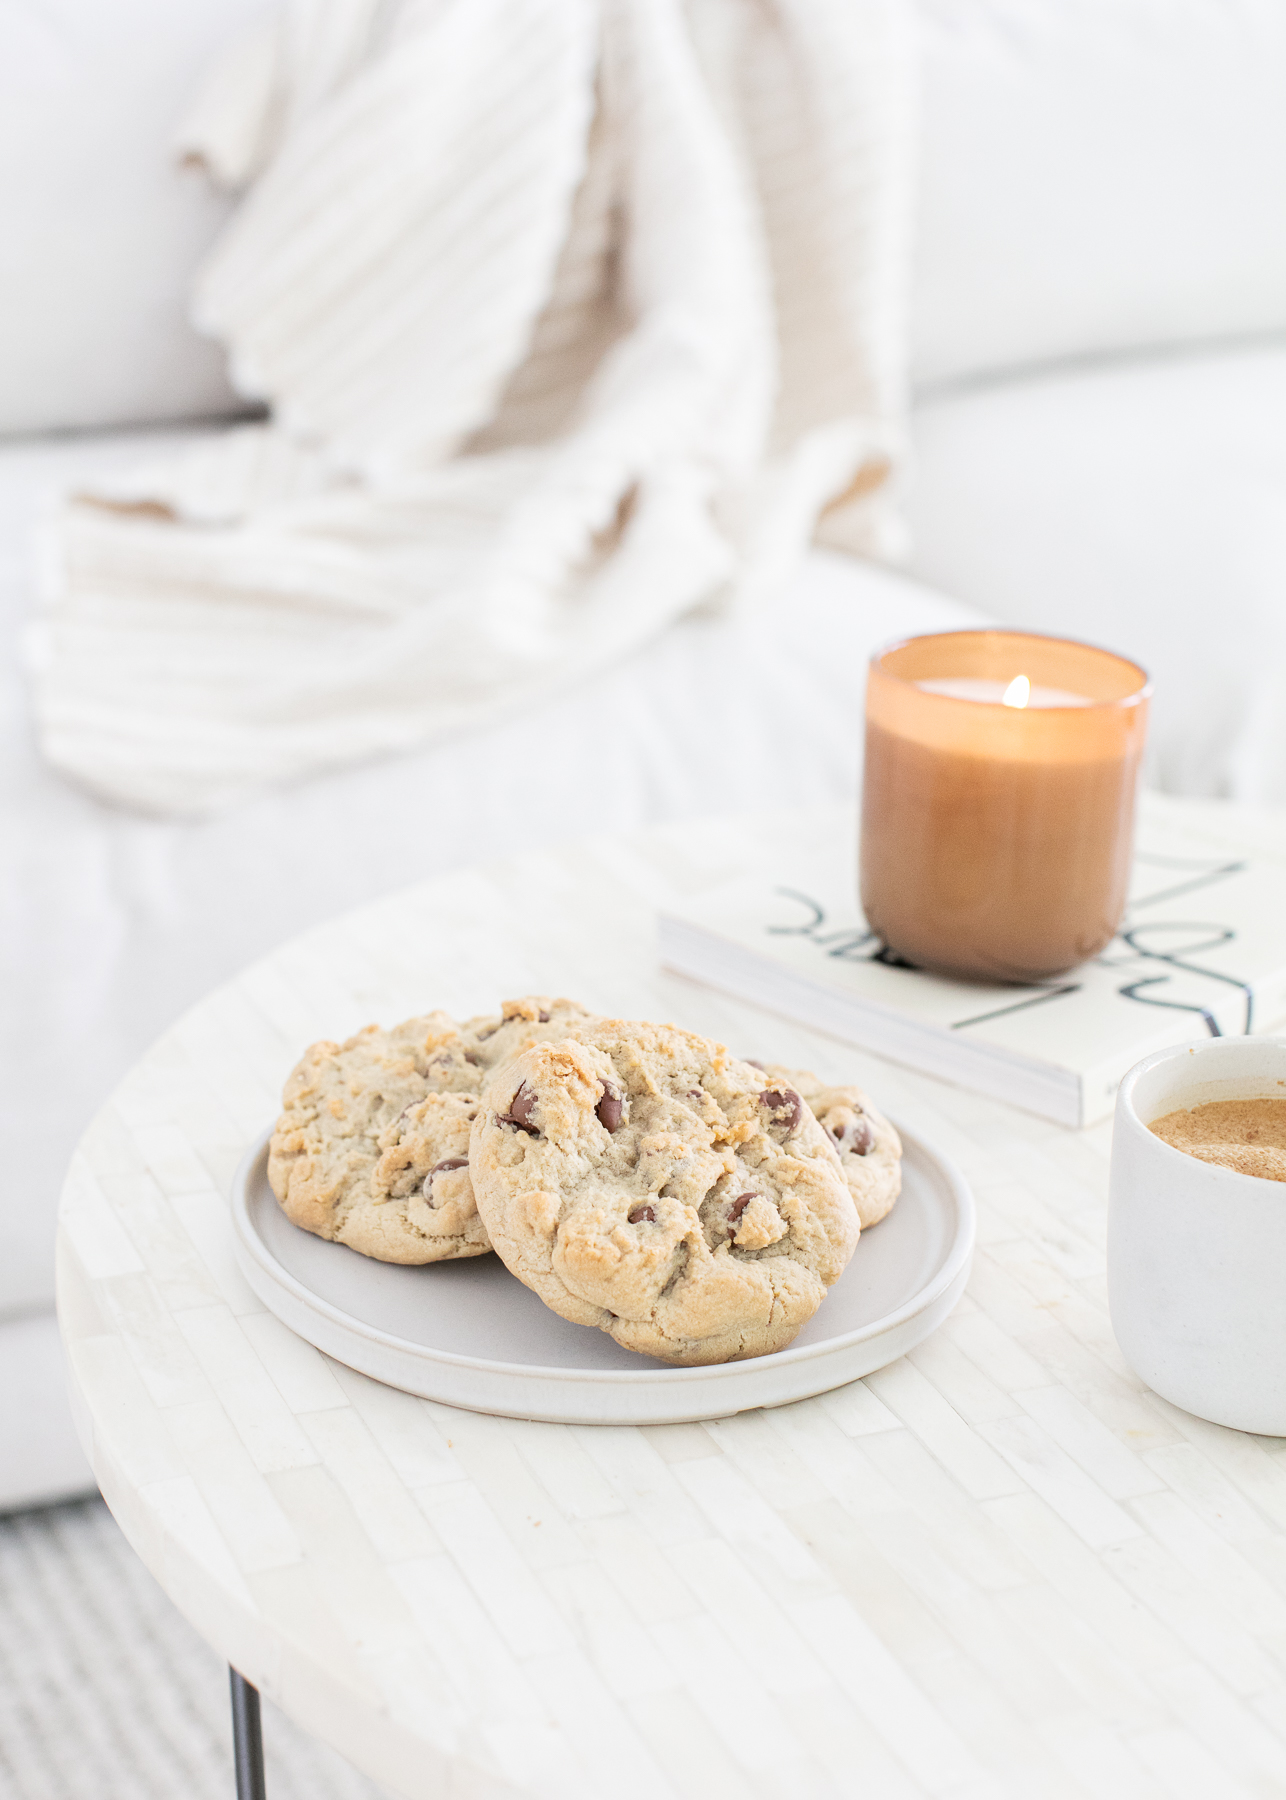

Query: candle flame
1002;674;1031;709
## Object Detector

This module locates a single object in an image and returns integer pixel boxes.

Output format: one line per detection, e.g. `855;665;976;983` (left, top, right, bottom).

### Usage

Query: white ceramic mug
1108;1035;1286;1435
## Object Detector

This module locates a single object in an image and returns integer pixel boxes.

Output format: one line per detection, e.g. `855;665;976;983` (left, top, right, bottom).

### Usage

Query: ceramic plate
230;1123;974;1424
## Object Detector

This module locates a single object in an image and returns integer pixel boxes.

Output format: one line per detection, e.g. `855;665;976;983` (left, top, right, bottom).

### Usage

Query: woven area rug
0;1498;390;1799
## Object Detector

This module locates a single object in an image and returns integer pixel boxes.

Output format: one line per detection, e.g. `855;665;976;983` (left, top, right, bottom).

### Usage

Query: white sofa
5;0;1285;1510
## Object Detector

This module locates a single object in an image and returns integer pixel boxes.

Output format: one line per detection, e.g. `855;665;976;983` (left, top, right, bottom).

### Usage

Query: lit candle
861;630;1150;981
915;676;1092;709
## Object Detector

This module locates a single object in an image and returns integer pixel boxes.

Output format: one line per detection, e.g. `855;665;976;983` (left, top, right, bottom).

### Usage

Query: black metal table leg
229;1666;267;1800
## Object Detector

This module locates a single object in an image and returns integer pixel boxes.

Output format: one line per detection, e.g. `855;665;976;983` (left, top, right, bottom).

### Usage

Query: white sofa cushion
907;340;1286;800
0;0;271;436
912;0;1286;387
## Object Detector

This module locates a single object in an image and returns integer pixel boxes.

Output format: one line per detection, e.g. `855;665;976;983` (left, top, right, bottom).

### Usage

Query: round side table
58;813;1286;1799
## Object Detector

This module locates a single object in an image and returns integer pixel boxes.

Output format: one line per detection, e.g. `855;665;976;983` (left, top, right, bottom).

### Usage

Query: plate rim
230;1119;976;1387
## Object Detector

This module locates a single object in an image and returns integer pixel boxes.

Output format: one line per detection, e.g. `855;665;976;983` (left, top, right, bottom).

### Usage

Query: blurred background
2;1;1284;1791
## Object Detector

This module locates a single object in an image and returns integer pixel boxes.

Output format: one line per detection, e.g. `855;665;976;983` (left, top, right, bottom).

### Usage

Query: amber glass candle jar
861;630;1150;982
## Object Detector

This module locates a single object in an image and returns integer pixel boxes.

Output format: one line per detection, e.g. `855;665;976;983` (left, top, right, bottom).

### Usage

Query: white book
658;794;1286;1128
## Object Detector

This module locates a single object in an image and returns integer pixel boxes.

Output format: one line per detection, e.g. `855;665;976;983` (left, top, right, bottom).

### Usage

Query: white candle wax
915;676;1093;709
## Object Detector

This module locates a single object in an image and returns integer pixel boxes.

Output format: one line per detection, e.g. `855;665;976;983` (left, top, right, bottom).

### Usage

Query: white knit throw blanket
31;0;915;817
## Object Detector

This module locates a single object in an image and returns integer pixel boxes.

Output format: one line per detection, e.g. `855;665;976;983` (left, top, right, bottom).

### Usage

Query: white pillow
908;343;1286;802
912;0;1286;387
0;0;273;436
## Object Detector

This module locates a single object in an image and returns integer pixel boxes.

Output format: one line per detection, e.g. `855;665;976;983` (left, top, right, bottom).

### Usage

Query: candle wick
1002;674;1031;709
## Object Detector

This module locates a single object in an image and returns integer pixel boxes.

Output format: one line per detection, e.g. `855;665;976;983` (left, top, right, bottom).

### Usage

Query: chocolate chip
538;1009;551;1023
627;1204;657;1224
744;1059;766;1070
597;1083;624;1131
759;1088;802;1132
828;1115;874;1155
497;1082;538;1132
728;1193;754;1223
463;1051;480;1066
687;1090;703;1101
421;1156;469;1204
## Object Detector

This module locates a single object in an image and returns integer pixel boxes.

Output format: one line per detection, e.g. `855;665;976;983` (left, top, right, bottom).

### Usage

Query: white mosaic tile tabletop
57;812;1286;1800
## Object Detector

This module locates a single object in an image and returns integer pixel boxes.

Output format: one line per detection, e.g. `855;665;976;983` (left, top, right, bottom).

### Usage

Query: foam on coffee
1149;1097;1286;1183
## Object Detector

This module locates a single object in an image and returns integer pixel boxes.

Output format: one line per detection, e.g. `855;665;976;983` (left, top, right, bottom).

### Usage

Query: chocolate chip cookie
757;1065;901;1228
469;1020;860;1364
268;997;592;1262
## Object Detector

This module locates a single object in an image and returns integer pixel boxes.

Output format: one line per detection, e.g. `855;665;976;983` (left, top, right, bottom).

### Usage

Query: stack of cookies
268;997;902;1366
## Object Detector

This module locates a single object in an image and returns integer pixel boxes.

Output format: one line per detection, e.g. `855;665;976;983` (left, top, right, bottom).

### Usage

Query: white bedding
3;424;977;1319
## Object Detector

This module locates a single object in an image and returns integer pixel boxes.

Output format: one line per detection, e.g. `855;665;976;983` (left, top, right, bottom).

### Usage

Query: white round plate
230;1123;974;1425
